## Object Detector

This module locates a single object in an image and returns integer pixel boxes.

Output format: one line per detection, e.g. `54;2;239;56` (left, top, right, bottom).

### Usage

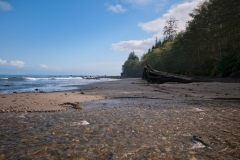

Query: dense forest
121;0;240;78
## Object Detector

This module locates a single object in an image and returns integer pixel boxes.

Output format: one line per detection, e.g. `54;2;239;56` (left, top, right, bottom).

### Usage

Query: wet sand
81;78;240;100
1;78;240;159
1;78;240;112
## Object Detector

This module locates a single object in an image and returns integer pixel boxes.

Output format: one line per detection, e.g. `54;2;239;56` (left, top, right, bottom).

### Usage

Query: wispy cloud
122;0;167;11
39;64;61;70
40;64;48;69
106;4;126;13
10;60;25;68
112;0;204;56
0;58;7;65
106;0;167;14
122;0;153;6
0;0;13;11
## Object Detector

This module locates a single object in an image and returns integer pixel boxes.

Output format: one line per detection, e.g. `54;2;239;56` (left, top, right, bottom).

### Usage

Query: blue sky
0;0;203;75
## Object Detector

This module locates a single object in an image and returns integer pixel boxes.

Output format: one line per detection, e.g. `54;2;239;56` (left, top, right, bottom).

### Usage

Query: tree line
121;0;240;78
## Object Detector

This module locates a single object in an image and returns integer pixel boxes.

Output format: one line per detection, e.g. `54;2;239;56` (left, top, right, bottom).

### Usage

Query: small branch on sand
59;102;82;109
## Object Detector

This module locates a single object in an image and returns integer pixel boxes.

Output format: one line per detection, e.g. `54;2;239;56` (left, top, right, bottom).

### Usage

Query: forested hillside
121;0;240;78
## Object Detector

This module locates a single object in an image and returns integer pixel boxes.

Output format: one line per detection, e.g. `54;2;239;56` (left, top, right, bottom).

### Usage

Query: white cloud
0;58;7;65
112;0;204;56
10;60;25;68
0;0;13;11
122;0;167;11
106;4;126;13
40;64;48;69
122;0;153;6
112;38;155;56
138;19;165;33
139;0;202;33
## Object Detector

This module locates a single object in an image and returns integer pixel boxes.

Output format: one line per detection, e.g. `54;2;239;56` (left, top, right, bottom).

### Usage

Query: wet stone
0;98;240;159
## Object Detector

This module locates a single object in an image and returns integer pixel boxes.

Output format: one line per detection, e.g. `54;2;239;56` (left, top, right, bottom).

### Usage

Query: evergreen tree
128;51;139;61
152;45;155;50
121;0;240;77
163;18;178;41
141;53;147;61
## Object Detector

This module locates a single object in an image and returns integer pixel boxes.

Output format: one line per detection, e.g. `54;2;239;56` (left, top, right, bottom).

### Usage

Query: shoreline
1;78;240;113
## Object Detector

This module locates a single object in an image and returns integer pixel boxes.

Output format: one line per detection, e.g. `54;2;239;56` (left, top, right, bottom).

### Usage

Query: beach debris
195;108;204;112
192;136;210;149
59;102;82;110
81;91;85;94
142;63;194;83
73;106;82;109
81;120;90;125
70;120;90;126
192;141;206;149
142;62;210;83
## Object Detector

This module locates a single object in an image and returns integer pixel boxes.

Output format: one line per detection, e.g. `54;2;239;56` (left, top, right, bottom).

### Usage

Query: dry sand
1;78;240;112
0;92;104;112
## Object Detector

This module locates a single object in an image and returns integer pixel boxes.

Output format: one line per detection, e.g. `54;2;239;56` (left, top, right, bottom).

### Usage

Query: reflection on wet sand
0;98;240;159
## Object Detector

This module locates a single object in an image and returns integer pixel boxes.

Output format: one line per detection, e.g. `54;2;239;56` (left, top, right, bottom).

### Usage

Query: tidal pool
0;98;240;159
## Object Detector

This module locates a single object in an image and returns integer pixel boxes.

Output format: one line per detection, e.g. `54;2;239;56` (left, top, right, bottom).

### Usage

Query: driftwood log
142;63;196;83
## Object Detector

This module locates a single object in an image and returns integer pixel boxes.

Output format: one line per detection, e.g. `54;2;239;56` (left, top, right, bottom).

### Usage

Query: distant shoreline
0;74;122;95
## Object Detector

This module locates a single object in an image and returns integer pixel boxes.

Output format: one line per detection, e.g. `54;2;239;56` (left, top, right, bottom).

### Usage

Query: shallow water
0;74;118;94
0;98;240;159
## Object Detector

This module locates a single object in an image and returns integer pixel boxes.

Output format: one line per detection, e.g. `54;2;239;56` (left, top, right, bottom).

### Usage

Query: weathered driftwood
142;63;194;83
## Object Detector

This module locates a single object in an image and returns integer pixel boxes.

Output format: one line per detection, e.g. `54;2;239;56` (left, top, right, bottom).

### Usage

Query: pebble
0;99;239;159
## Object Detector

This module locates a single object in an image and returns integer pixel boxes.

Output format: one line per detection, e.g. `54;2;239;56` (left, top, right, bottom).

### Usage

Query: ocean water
0;74;118;94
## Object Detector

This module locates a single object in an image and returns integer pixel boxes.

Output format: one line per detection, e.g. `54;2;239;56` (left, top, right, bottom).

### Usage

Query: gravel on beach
1;78;240;159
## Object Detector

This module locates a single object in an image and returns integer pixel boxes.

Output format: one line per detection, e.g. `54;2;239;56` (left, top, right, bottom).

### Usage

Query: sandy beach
82;78;240;100
1;78;240;159
1;78;240;112
0;91;105;113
